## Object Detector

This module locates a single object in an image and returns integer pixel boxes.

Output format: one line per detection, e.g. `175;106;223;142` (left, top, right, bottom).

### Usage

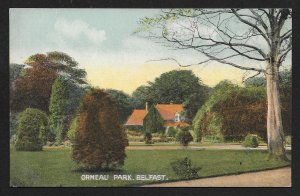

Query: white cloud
54;19;106;44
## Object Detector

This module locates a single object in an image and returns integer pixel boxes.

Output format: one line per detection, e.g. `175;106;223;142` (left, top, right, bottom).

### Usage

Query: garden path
143;167;291;187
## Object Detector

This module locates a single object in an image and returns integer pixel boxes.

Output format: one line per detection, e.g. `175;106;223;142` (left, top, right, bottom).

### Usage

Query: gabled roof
155;104;183;121
125;109;147;126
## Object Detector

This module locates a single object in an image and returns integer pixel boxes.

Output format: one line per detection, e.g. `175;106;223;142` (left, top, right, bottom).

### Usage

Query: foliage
182;86;211;122
10;112;20;138
170;157;201;179
131;85;154;109
9;63;25;91
193;81;269;142
11;57;57;112
150;70;206;104
175;129;193;146
15;108;49;151
67;116;79;143
49;77;69;143
144;132;153;144
166;127;178;137
143;106;164;133
11;52;88;113
125;125;144;132
72;88;127;170
245;69;292;135
105;89;134;123
26;51;87;84
243;134;259;148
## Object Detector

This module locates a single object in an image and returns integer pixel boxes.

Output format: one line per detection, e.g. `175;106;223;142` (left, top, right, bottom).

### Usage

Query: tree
131;85;154;108
150;70;205;104
175;129;193;146
138;9;292;160
11;52;88;113
183;85;211;122
9;63;25;92
15;108;49;151
11;55;57;112
49;77;69;143
143;106;164;133
26;51;87;84
105;89;134;123
72;89;128;170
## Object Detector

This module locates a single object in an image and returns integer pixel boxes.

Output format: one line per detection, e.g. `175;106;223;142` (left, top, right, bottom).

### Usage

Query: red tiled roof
155;104;183;121
164;121;190;127
125;109;147;126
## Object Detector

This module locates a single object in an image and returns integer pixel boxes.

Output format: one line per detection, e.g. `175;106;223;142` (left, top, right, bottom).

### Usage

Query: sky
9;9;292;94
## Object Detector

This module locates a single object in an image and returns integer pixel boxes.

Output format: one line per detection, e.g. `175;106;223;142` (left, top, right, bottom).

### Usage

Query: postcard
9;8;292;187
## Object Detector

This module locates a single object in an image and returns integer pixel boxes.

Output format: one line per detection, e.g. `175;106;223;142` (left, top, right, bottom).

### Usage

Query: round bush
15;108;49;151
243;134;259;148
176;129;193;146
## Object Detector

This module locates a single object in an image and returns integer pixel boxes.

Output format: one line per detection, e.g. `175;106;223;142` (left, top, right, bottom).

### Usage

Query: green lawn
10;146;291;187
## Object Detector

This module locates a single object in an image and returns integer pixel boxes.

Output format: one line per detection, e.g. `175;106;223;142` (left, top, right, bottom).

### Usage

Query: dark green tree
131;85;154;108
105;89;134;123
49;77;69;143
183;85;211;122
72;89;128;170
9;63;25;91
150;70;205;104
15;108;49;151
143;106;164;133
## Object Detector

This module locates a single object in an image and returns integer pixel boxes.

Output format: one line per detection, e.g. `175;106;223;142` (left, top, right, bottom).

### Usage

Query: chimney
145;101;149;112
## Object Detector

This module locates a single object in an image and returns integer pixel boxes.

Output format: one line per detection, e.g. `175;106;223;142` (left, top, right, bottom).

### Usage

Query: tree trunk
265;63;287;160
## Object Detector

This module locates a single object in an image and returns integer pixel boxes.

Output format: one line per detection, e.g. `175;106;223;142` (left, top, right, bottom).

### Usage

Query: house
125;103;190;127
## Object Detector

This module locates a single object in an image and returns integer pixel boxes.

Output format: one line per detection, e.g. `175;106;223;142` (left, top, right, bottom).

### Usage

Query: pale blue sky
10;9;292;93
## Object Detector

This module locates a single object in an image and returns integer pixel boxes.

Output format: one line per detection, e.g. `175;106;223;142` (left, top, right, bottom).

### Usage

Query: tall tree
9;63;25;92
105;89;134;124
183;86;211;122
49;77;69;143
26;51;87;85
72;89;127;170
143;106;164;133
11;55;57;112
138;9;292;160
131;85;154;108
11;52;88;113
150;70;206;104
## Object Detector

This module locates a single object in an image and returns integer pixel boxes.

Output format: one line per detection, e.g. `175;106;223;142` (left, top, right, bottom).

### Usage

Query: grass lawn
10;146;291;187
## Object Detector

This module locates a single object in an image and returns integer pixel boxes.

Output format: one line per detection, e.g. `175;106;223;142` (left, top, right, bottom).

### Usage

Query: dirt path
126;144;291;151
143;167;291;187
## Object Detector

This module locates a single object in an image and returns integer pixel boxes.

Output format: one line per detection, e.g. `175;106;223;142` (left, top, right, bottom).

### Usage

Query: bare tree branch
231;9;271;48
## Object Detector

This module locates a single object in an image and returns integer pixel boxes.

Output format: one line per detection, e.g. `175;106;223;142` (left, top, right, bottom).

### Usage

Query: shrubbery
72;89;128;170
67;116;79;143
170;157;201;179
243;134;259;148
175;129;193;146
144;132;153;144
193;81;267;142
15;108;49;151
166;127;177;137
